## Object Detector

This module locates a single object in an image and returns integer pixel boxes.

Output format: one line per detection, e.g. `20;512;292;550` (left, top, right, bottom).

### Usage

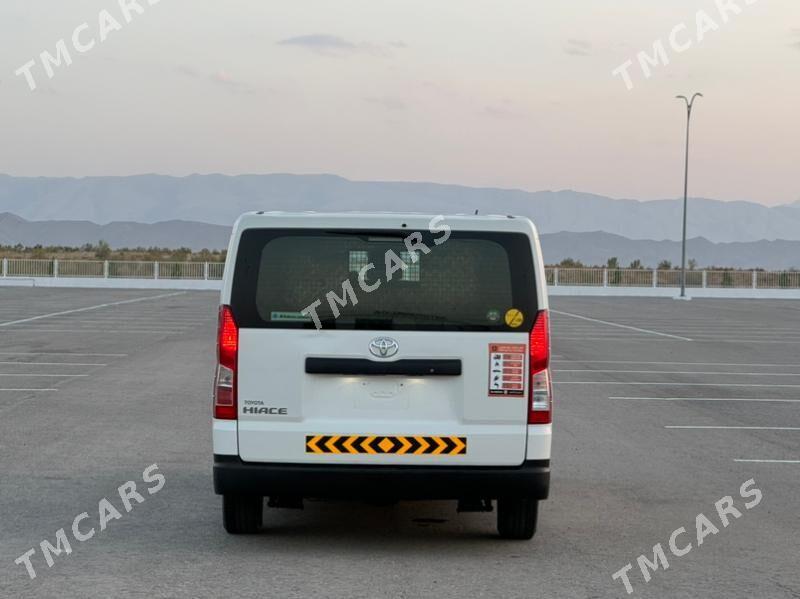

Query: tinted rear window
231;229;537;331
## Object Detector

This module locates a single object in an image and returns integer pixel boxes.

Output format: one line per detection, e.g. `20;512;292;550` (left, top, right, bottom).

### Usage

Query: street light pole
676;93;703;299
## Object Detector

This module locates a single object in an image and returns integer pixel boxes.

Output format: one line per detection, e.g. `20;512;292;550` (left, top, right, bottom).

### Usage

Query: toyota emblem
369;337;399;358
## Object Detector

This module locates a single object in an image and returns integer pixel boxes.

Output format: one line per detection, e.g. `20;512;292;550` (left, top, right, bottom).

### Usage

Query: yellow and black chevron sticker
305;435;467;456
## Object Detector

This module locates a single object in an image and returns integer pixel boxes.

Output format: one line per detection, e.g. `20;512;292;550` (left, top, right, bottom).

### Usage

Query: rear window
230;228;537;331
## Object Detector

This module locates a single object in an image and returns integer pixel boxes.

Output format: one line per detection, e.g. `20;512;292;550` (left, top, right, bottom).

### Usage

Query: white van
212;212;552;539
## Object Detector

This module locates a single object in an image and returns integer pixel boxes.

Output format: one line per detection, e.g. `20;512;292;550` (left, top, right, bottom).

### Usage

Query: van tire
497;497;538;540
223;495;263;534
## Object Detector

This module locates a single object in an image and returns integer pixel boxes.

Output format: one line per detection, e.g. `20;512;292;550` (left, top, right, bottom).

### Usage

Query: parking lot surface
0;289;797;598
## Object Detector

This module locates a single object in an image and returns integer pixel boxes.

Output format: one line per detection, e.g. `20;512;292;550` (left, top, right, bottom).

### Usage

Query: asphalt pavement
0;288;797;598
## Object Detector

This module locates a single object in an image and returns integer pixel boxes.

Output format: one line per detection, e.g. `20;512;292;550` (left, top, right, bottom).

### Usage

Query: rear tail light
214;305;238;420
529;310;552;424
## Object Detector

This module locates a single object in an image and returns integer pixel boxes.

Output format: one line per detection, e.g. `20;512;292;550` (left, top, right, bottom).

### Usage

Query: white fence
546;268;800;290
546;268;800;299
1;260;799;296
0;259;223;290
1;259;224;281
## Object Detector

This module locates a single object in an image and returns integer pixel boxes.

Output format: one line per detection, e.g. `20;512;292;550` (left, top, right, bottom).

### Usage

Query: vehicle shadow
253;499;502;544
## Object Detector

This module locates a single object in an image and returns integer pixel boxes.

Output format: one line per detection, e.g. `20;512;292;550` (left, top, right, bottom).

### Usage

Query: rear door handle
305;358;461;376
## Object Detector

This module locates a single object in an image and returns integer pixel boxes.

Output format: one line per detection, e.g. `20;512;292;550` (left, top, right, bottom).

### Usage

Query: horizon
0;172;797;208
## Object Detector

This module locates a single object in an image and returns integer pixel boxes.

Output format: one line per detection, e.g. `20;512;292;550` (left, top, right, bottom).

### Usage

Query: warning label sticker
488;343;526;397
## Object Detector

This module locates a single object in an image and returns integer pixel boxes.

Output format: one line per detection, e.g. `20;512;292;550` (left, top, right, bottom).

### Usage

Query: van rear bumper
213;455;550;500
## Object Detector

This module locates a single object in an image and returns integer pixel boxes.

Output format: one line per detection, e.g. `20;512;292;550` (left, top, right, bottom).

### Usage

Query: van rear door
229;226;538;466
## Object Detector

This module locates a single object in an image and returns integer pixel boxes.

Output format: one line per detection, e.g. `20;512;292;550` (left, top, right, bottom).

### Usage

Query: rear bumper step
213;455;550;500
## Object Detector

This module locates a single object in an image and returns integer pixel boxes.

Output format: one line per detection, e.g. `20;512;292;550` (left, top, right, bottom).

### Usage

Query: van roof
233;211;539;235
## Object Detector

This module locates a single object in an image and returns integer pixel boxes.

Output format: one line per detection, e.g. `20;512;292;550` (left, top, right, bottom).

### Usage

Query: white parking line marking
1;329;181;334
0;374;88;378
0;361;106;366
708;340;800;344
0;291;186;327
46;316;203;321
0;388;57;392
550;310;693;341
556;337;671;341
609;397;800;403
552;325;794;331
733;459;800;464
32;320;195;328
554;369;800;377
557;382;800;388
0;352;127;357
666;426;800;430
553;360;800;367
553;325;800;332
557;337;800;343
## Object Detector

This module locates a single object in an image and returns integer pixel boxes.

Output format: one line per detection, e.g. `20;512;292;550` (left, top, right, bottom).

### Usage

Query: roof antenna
474;209;479;215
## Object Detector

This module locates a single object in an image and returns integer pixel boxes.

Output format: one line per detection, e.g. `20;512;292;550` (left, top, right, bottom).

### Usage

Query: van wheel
497;497;538;540
223;495;263;534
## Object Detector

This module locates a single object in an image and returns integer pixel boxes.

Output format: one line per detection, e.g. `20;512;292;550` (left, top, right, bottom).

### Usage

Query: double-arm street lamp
676;92;703;299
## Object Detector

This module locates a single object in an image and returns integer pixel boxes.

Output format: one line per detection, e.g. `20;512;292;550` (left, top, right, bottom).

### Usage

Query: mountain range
2;213;799;269
1;173;799;244
1;173;798;268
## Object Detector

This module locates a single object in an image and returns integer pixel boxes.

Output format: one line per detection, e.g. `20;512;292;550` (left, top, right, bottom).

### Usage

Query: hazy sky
0;0;798;205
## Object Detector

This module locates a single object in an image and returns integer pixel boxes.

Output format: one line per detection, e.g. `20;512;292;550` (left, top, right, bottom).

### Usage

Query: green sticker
270;311;311;322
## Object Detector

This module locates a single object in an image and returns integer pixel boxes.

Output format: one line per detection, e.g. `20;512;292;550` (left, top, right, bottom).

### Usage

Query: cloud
364;96;406;110
210;71;258;95
175;65;200;78
278;34;357;52
564;38;592;57
791;28;800;50
481;104;523;120
175;65;257;95
277;34;405;56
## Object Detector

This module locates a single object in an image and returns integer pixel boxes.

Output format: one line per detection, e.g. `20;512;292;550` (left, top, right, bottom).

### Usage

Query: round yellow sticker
505;308;524;328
